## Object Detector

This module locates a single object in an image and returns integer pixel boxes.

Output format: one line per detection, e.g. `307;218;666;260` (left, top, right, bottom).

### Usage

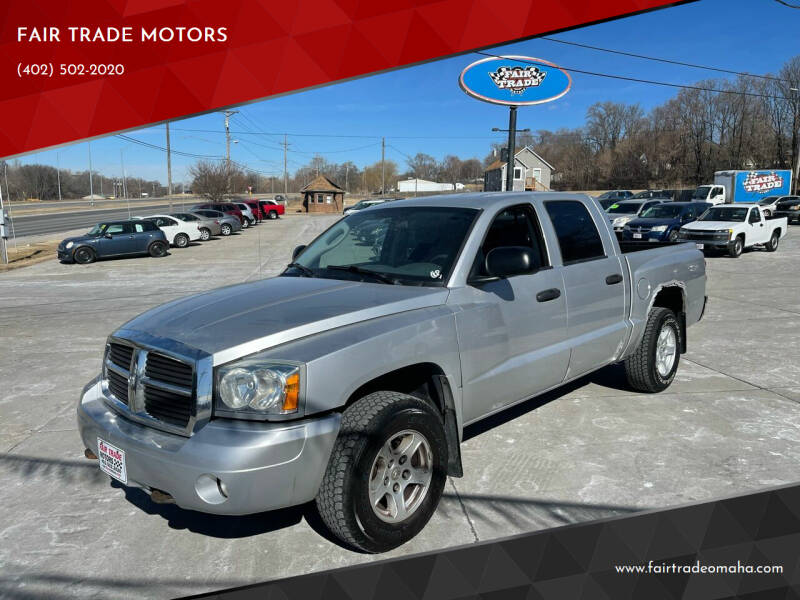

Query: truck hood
681;221;736;230
119;276;449;364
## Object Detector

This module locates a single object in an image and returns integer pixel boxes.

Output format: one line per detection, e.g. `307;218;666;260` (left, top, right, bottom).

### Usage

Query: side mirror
104;233;113;239
292;245;306;260
485;246;536;279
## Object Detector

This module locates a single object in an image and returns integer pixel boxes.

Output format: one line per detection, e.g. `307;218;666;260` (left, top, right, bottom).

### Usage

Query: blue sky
12;0;800;185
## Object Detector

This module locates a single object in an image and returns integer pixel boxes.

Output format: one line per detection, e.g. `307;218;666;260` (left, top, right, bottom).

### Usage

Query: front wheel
241;218;250;229
765;231;780;252
220;223;232;236
148;241;168;258
667;229;679;242
624;307;680;393
315;391;448;553
728;236;743;258
73;246;96;264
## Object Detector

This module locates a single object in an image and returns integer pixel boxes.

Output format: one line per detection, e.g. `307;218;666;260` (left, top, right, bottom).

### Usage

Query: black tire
174;233;190;248
269;210;278;220
766;231;780;252
667;229;679;242
316;391;448;553
220;223;232;236
148;241;168;258
241;218;250;229
624;307;681;393
73;246;96;264
199;228;211;241
728;235;743;258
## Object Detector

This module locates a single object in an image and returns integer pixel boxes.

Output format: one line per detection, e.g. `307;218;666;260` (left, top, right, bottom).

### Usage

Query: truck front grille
103;340;197;434
143;353;194;428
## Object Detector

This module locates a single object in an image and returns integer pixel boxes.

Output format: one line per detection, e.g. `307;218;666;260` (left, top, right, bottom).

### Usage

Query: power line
474;51;795;101
540;37;789;84
774;0;800;7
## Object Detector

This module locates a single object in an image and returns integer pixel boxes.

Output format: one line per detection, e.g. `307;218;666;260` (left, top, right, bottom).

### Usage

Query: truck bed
617;240;680;253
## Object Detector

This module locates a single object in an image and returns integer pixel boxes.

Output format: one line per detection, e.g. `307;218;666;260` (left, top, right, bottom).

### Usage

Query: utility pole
165;121;173;211
492;117;529;192
381;137;385;195
345;163;349;192
3;162;15;254
88;142;94;205
283;134;289;196
0;176;7;265
223;110;238;164
120;149;130;218
56;152;62;201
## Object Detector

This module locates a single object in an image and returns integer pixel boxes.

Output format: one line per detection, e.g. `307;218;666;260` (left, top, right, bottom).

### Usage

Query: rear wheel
73;246;96;264
174;233;190;248
269;210;278;220
624;307;680;393
220;223;232;236
766;231;780;252
316;391;447;553
148;241;168;258
241;218;250;229
199;228;211;241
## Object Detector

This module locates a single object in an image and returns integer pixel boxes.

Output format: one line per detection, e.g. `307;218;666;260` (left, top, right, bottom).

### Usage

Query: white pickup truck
677;204;788;257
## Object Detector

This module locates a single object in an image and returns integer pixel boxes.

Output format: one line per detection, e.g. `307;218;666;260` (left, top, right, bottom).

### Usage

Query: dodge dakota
78;192;707;552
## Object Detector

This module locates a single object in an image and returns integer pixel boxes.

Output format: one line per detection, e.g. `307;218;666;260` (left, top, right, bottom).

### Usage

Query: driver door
452;204;569;424
99;223;135;255
747;207;768;244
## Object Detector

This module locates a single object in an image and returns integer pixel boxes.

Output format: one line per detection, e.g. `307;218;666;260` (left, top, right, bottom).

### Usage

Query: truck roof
368;191;592;211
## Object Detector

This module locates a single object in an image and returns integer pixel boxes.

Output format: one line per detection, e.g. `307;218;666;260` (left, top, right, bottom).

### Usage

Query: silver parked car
171;212;222;240
192;209;242;236
78;192;706;553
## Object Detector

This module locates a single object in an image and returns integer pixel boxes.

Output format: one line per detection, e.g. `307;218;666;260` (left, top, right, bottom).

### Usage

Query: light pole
791;87;799;195
492;125;530;191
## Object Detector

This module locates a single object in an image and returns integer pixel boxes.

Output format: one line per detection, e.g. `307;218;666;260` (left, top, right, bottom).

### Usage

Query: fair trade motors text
17;26;228;43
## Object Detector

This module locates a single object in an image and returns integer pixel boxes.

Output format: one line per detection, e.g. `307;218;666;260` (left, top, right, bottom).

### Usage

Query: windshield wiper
286;262;315;277
325;264;399;285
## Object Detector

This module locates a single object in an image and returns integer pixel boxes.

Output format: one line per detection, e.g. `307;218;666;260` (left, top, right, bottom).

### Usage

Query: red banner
0;0;679;158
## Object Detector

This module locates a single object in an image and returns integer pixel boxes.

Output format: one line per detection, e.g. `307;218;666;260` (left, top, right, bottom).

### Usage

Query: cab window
471;205;547;278
105;224;126;235
544;200;605;265
748;208;761;224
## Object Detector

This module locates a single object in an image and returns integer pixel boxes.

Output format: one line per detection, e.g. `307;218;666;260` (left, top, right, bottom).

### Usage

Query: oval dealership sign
459;56;571;106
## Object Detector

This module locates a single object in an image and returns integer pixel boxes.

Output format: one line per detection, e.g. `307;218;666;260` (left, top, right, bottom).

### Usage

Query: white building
397;178;464;193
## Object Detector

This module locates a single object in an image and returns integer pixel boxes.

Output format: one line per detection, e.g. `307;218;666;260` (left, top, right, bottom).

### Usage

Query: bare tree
190;160;240;201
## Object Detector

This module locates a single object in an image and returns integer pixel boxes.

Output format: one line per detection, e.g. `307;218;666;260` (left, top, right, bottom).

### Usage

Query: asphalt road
9;201;205;237
2;215;800;598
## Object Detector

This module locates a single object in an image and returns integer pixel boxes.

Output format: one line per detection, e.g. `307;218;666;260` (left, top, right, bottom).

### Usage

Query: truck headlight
216;361;301;418
651;225;667;232
715;229;733;238
66;241;74;249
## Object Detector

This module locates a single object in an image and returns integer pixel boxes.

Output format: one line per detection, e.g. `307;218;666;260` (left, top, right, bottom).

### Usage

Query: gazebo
301;175;345;213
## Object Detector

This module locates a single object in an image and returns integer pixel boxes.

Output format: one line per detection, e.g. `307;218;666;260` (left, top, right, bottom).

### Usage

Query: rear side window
544;201;605;265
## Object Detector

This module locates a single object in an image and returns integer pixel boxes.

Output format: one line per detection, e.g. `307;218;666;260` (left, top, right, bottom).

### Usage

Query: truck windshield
606;202;642;214
288;206;479;286
698;207;748;222
693;186;712;199
641;205;682;219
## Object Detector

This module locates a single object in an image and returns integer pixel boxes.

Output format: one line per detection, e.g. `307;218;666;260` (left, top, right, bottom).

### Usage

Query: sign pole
505;106;517;192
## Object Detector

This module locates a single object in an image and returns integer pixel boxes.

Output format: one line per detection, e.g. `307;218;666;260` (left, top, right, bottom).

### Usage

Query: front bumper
57;249;73;262
77;379;341;515
621;229;669;242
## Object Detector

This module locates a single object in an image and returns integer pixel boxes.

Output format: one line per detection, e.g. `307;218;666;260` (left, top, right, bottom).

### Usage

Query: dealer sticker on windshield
97;437;127;484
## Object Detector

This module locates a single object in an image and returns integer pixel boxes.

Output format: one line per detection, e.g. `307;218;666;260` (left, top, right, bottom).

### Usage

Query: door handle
605;274;623;285
536;288;561;302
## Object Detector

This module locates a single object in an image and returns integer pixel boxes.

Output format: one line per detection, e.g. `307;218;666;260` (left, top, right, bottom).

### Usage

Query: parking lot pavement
2;219;800;598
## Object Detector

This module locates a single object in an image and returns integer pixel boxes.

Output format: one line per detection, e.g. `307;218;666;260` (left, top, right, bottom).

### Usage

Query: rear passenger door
542;200;628;379
454;204;570;423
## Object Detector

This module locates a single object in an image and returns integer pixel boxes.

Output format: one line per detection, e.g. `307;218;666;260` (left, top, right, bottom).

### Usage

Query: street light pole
492;120;530;193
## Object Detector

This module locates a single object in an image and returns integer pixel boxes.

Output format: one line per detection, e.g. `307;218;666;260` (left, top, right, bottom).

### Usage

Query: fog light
195;474;229;505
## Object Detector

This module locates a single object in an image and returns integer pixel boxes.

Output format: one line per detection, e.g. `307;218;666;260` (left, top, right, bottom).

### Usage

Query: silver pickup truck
78;192;707;552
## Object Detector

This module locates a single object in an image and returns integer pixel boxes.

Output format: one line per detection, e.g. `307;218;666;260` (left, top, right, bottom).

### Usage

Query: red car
258;199;285;220
192;203;244;224
243;199;263;222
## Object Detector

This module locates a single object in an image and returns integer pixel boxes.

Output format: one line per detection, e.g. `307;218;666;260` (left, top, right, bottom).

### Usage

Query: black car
772;196;800;223
58;220;169;264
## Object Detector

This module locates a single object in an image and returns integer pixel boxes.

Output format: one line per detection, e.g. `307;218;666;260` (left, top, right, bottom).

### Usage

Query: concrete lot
1;215;800;599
